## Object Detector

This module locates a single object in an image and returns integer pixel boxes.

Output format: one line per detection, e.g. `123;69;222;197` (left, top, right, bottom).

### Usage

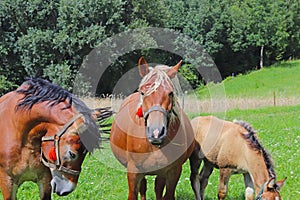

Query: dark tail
94;107;114;136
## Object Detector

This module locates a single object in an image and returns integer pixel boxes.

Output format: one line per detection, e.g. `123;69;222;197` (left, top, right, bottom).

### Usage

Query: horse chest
128;149;170;171
142;150;169;169
15;169;39;184
11;147;42;176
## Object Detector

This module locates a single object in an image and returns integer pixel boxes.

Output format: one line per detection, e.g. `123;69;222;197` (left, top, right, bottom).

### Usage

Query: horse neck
16;101;76;135
247;152;272;193
166;109;184;144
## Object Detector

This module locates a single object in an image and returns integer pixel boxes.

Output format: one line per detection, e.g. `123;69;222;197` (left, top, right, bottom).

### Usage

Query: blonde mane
138;65;182;123
139;65;174;96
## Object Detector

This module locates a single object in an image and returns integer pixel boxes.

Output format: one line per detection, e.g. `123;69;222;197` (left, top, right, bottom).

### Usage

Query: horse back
191;116;250;168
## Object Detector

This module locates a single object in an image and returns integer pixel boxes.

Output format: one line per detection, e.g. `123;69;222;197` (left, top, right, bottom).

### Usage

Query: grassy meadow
12;105;300;200
1;60;300;199
196;60;300;99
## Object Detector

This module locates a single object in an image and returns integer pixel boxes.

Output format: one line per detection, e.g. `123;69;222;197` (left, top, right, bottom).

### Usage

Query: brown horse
0;78;111;200
110;57;195;200
189;116;286;200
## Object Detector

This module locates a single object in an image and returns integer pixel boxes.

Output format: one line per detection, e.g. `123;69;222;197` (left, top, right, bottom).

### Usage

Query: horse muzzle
50;170;77;196
146;125;167;145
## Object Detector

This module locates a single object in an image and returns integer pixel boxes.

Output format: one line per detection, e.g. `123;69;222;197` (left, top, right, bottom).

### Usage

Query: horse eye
69;151;77;160
169;92;174;97
140;91;145;96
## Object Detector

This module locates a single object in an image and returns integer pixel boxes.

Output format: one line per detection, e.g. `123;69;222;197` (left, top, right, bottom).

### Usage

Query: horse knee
245;187;254;200
155;176;165;199
190;174;200;190
190;174;201;199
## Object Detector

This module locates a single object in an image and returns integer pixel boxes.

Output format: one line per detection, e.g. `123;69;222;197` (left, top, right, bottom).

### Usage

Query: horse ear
138;56;149;77
266;177;276;189
167;60;182;79
276;177;287;191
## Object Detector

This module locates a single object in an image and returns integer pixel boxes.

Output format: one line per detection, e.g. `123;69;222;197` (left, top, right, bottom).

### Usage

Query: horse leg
127;172;144;200
218;168;231;200
0;171;17;200
199;161;214;200
155;176;165;200
189;148;202;200
37;175;52;200
140;177;147;200
243;173;254;200
163;166;182;200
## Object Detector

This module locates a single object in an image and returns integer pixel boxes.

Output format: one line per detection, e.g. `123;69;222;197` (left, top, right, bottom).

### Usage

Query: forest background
1;0;299;95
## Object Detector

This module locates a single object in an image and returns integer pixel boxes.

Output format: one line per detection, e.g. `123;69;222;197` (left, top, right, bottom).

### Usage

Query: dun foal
190;116;286;200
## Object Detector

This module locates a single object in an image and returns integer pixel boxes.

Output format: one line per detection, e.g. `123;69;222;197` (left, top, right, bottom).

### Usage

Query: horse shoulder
110;92;146;165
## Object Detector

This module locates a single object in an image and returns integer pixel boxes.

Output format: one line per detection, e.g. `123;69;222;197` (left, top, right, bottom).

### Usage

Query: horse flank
233;119;276;178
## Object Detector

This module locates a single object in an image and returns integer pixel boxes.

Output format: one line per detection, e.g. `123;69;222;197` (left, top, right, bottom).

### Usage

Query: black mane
234;119;276;178
16;78;72;110
15;78;103;152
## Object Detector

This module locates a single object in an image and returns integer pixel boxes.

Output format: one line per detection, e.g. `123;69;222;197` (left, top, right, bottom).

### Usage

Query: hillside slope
196;60;300;99
184;60;300;113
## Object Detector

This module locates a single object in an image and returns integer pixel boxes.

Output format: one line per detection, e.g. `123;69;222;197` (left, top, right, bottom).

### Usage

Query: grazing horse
0;78;111;200
110;57;195;200
189;116;286;200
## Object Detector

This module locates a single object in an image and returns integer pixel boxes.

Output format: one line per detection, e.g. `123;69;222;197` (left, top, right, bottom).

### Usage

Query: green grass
2;105;298;200
196;60;300;99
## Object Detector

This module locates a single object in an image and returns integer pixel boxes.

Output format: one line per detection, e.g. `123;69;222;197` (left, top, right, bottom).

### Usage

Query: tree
243;0;290;68
284;0;300;59
0;0;170;94
1;0;299;95
0;0;127;90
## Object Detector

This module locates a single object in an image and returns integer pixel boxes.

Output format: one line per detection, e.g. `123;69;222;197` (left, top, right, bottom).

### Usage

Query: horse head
257;177;286;200
40;114;89;196
137;57;182;146
16;78;104;196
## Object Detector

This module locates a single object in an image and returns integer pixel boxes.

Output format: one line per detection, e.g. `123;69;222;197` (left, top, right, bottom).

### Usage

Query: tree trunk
260;45;264;68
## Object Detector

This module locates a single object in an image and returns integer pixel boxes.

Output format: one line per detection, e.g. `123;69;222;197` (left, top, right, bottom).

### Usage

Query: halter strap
41;113;83;175
143;105;171;121
255;180;268;200
41;152;81;176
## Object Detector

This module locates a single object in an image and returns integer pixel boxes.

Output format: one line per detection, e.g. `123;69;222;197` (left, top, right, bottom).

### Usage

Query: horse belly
110;128;128;167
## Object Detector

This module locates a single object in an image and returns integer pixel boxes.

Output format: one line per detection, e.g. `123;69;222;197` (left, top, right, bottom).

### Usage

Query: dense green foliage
2;105;298;199
1;0;300;95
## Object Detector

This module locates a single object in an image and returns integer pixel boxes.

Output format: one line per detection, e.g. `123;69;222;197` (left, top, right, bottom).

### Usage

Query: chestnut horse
110;57;195;200
0;78;111;200
189;116;286;200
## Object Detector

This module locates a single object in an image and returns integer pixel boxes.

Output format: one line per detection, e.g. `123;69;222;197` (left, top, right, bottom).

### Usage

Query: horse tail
233;119;276;178
95;107;114;137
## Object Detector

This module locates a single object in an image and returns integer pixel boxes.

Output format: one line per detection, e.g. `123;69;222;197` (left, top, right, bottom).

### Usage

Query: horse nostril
153;128;160;138
159;126;166;138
